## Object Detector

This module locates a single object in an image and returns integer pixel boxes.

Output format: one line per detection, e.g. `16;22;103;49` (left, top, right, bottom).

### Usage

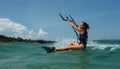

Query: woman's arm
68;20;81;32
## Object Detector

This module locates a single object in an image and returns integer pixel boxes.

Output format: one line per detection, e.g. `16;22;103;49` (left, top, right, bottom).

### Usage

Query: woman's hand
67;19;75;26
68;20;74;23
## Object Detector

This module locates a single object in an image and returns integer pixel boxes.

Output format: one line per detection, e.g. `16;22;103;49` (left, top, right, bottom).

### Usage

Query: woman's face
79;23;84;29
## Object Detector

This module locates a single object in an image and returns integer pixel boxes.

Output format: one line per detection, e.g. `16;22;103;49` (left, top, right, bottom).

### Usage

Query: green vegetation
0;35;56;44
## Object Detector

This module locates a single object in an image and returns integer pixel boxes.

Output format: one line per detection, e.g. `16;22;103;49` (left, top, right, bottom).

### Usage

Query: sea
0;38;120;69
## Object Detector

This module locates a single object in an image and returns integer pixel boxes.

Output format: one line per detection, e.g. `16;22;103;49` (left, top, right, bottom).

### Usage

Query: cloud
0;18;47;39
37;28;47;37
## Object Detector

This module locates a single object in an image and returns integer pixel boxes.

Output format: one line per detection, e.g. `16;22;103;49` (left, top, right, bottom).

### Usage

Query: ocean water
0;39;120;69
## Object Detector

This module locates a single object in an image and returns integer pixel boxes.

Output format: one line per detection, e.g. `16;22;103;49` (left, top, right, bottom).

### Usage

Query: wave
88;41;120;51
53;38;120;51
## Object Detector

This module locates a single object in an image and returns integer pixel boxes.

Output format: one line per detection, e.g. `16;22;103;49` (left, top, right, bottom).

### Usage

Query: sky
0;0;120;40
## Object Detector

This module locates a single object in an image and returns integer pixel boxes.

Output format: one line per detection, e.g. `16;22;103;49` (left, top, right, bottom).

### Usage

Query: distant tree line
0;35;56;44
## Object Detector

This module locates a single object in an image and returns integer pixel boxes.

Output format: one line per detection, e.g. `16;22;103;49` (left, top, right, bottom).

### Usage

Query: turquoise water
0;39;120;69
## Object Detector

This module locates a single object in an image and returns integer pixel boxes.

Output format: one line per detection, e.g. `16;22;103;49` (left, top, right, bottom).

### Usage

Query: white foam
87;41;120;51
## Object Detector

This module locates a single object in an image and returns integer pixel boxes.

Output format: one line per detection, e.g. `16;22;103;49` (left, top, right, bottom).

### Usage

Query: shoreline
0;35;56;44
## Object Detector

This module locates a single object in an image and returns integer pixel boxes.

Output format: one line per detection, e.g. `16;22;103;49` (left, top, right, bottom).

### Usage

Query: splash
53;38;76;48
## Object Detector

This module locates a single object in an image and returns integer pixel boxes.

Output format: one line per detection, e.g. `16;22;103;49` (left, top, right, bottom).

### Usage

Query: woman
42;20;90;53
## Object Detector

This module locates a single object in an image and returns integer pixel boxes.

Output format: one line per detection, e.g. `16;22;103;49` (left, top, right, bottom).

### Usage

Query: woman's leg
55;41;78;51
42;41;85;53
55;43;85;52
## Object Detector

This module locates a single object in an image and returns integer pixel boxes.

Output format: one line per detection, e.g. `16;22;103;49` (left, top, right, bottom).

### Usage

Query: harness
79;31;88;46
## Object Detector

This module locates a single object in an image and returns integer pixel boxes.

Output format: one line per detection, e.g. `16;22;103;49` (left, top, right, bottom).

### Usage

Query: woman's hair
82;22;90;30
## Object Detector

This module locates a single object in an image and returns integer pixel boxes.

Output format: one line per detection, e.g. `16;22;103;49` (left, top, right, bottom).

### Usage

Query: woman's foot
42;46;55;53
